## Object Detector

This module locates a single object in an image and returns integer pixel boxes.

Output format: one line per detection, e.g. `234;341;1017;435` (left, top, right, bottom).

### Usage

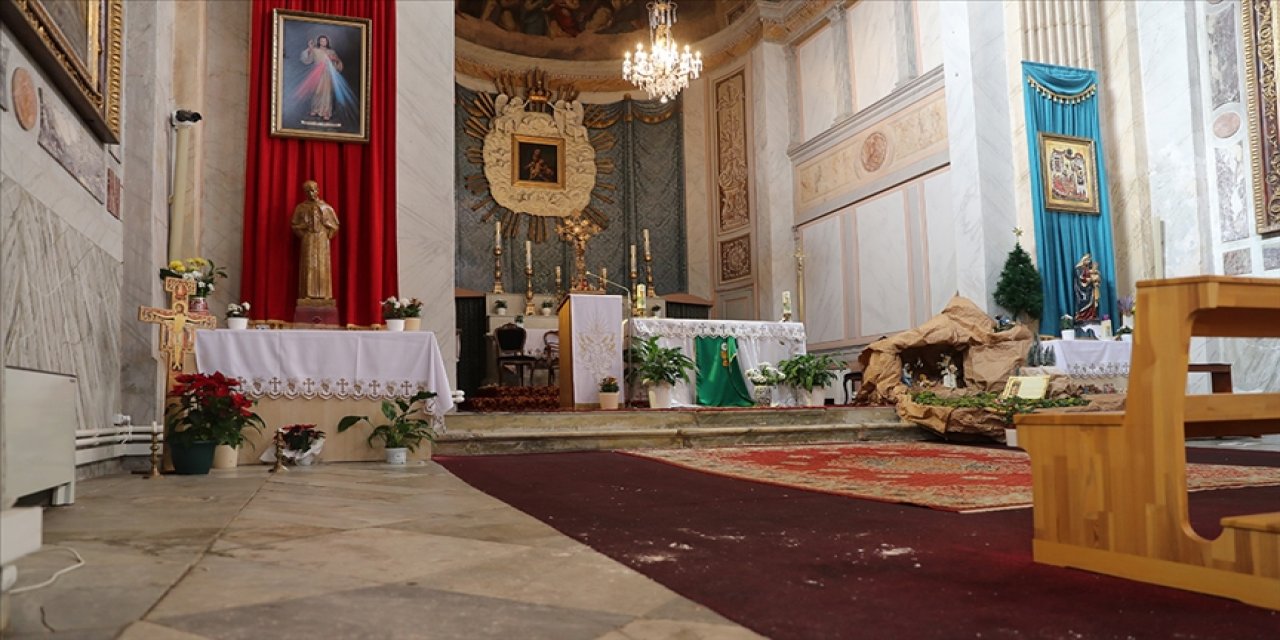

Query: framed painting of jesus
270;9;371;142
1038;132;1100;214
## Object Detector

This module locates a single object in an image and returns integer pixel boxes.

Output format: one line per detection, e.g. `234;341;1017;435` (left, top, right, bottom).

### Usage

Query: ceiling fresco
455;0;747;61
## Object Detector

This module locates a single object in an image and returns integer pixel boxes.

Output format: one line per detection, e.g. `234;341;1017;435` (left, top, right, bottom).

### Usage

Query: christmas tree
994;229;1043;323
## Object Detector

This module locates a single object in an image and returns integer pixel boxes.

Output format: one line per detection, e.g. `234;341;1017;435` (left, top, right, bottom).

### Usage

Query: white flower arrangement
745;362;786;386
226;302;251;319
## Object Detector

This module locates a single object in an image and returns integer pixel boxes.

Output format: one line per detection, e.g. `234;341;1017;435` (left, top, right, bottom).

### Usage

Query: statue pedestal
294;299;339;326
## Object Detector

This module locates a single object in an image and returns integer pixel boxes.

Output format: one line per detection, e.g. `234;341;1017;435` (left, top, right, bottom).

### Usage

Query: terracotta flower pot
598;391;620;410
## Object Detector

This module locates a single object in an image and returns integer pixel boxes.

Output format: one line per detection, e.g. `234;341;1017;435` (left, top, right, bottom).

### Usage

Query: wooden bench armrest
1221;512;1280;534
1014;411;1125;427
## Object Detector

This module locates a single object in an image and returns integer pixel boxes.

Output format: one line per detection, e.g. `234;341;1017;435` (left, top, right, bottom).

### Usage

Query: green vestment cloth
694;336;753;407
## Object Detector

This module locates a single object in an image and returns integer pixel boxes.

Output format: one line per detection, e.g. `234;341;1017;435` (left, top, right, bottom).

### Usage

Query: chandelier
622;1;703;104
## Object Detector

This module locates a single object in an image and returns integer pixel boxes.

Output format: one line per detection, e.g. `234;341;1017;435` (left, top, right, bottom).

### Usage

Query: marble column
682;76;712;300
119;0;177;426
751;42;796;321
940;0;1019;313
826;6;855;122
397;1;456;384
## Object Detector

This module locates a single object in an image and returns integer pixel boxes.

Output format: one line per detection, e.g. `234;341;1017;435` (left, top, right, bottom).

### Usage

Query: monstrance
556;212;602;292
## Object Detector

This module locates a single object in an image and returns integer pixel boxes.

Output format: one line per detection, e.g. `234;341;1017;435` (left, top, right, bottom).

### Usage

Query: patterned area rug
625;442;1280;513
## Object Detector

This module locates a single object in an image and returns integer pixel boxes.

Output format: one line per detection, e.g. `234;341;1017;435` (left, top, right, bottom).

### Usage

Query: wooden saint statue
292;180;339;302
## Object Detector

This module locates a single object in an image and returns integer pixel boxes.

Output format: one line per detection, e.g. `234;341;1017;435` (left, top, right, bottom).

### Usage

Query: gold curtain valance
1026;77;1097;104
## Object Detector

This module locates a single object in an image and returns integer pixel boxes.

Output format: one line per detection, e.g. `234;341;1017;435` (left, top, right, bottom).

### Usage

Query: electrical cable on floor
8;546;85;594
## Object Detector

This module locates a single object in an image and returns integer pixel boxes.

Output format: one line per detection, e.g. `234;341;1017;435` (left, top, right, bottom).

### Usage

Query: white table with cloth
628;318;807;407
1045;339;1132;392
195;330;454;463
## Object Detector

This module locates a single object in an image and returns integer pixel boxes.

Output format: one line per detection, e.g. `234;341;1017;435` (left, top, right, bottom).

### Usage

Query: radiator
2;367;77;508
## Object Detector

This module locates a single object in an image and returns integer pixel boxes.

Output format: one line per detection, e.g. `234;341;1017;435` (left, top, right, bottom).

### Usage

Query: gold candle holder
146;429;162;479
269;430;288;474
524;267;536;316
644;253;655;296
493;246;505;293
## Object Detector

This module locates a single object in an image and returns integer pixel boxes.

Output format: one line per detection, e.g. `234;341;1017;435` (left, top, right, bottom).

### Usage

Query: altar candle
636;284;647;310
495;221;501;246
525;241;532;268
152;420;160;435
555;265;562;286
643;229;651;257
782;290;792;314
601;267;608;284
630;245;637;272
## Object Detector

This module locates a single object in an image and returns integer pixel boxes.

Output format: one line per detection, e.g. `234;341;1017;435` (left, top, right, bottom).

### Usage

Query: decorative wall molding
719;233;753;284
714;71;749;233
483;97;596;218
1243;0;1280;234
760;0;840;44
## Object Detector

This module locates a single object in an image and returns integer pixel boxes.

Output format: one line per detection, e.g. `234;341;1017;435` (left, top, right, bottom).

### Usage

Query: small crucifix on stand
138;277;216;477
556;212;603;292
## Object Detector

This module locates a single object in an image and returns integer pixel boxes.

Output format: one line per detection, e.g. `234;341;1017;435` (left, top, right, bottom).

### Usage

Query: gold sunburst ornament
623;1;703;104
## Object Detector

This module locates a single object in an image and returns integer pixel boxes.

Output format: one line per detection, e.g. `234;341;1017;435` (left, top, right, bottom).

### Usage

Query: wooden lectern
558;294;625;409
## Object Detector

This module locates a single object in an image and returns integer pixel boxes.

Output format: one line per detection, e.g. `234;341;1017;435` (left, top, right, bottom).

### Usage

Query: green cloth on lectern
694;336;753;407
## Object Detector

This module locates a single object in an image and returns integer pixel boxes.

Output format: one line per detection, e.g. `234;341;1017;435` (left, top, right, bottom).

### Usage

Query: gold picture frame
0;0;123;143
511;134;564;189
1038;132;1100;214
1243;0;1280;235
270;9;371;143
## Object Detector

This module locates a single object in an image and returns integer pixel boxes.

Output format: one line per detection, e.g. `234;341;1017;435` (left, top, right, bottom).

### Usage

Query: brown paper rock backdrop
856;296;1034;439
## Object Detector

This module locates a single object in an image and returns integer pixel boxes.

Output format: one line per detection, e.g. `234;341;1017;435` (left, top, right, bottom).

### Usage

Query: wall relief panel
719;233;752;283
714;71;749;233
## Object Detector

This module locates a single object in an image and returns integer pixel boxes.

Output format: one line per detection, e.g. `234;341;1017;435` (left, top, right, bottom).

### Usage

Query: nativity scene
1;0;1278;637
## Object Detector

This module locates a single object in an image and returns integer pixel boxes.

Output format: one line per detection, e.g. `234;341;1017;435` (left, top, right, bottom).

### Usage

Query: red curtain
241;0;396;326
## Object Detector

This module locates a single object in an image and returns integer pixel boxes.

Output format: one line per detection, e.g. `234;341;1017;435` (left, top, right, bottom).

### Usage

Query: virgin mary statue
295;35;356;122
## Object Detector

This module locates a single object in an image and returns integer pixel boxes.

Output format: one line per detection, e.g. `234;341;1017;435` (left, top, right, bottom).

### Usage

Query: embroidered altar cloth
629;319;807;407
195;330;455;415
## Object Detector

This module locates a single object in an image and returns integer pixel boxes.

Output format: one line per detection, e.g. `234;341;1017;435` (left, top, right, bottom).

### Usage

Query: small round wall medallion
861;131;889;173
12;67;37;131
1212;112;1241;139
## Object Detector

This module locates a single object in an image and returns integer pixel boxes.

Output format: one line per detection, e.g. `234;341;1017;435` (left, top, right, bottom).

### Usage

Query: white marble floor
4;463;762;640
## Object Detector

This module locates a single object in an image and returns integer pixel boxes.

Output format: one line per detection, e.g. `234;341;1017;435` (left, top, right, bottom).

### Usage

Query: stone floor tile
9;584;169;634
639;597;742;626
4;627;125;640
118;620;214;640
383;505;573;547
415;544;679;617
148;554;382;619
222;526;529;584
155;583;631;640
610;619;766;639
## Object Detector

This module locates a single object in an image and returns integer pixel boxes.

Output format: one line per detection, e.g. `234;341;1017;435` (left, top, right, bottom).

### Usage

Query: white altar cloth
195;330;454;416
629;318;807;407
1046;340;1132;379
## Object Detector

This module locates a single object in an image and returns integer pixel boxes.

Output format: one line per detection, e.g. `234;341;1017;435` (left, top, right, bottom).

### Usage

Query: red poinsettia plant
281;423;325;452
167;372;264;447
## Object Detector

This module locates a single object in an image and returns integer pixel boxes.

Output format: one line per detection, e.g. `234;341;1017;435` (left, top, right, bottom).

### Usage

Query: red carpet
437;447;1280;639
625;442;1280;512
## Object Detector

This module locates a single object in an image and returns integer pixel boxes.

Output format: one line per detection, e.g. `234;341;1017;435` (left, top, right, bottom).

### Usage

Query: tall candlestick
630;245;637;272
525;240;532;268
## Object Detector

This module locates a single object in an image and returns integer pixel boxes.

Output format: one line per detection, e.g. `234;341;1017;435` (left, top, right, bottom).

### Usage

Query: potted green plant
541;300;554;316
403;298;424;331
166;372;264;474
598;376;621;410
778;353;838;407
337;390;439;464
225;301;250;330
627;336;694;409
1060;315;1076;341
383;297;408;331
494;299;508;315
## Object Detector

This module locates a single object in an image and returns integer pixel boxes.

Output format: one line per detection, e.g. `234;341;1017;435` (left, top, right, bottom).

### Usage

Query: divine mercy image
272;11;369;141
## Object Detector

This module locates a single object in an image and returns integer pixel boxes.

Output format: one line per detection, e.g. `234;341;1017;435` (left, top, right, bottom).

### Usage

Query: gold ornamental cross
138;278;216;374
556;212;602;292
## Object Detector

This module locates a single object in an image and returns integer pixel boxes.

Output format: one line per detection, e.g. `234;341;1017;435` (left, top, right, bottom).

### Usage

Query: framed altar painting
0;0;123;142
1038;132;1100;214
512;134;564;189
270;9;371;142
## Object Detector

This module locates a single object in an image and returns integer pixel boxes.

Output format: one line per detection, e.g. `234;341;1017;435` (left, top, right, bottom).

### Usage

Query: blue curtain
1022;62;1118;334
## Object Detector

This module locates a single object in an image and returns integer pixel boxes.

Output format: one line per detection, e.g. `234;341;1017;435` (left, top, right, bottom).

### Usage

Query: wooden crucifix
556;212;602;292
139;278;217;381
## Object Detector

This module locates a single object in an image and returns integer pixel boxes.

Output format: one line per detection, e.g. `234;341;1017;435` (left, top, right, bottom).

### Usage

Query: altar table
629;318;807;407
195;330;454;463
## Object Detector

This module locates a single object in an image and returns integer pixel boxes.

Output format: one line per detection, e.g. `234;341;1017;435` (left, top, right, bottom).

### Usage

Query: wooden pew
1014;276;1280;610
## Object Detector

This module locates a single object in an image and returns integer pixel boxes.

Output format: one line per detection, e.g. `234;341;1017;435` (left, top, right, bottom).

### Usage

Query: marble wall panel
914;1;943;74
796;26;838;141
1205;3;1242;110
1215;144;1251;242
1263;243;1280;270
200;0;251;315
856;191;911;337
751;43;796;321
800;215;845;344
850;0;900;112
2;177;121;430
0;36;8;111
398;1;456;382
37;93;106;203
921;169;955;316
1222;247;1252;275
683;77;712;299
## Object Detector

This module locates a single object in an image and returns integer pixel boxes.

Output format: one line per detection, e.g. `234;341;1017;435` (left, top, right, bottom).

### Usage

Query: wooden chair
494;323;536;387
1014;276;1280;610
534;331;560;385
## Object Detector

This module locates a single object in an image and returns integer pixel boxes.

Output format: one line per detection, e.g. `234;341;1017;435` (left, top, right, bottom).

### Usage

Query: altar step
434;406;928;456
